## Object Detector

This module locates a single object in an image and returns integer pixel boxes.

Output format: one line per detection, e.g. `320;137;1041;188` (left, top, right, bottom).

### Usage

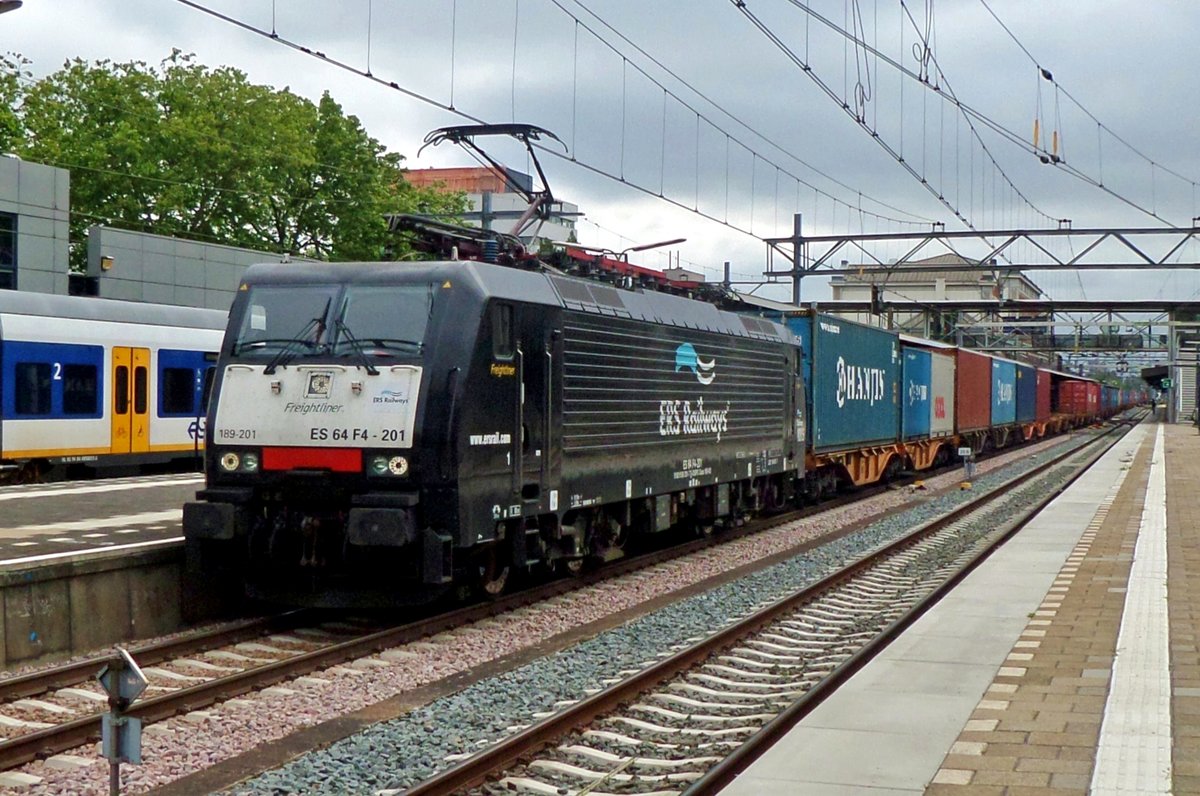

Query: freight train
787;317;1145;500
0;292;226;482
182;259;1142;608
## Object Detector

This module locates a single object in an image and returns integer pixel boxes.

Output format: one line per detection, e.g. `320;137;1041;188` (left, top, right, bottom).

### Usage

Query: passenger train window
62;364;98;415
161;367;196;414
14;363;51;415
493;304;514;359
114;366;129;414
134;367;148;414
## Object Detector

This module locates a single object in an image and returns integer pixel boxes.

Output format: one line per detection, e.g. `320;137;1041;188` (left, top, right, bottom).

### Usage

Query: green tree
0;53;28;153
10;51;464;267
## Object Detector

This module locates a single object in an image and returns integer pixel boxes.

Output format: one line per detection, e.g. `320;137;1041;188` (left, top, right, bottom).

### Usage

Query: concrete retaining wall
0;546;184;667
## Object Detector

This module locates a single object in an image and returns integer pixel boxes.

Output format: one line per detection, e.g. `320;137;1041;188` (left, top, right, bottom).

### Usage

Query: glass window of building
0;213;14;290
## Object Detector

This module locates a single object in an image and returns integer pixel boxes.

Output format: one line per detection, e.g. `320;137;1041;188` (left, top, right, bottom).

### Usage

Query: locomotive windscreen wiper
361;338;423;351
333;319;380;375
261;298;331;375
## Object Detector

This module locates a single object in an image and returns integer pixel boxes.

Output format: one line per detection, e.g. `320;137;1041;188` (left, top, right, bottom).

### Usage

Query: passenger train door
110;347;150;454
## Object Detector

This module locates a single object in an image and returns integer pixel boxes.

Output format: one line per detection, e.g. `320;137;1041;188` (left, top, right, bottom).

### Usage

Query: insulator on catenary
482;239;499;263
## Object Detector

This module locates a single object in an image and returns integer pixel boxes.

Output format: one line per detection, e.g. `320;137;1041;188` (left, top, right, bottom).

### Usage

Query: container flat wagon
785;311;900;493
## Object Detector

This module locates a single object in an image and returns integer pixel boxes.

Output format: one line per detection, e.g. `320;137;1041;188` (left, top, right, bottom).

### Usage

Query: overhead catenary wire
551;0;937;225
979;0;1199;191
3;67;693;276
169;0;931;251
896;0;1049;228
0;67;409;195
728;0;1023;239
751;0;1181;227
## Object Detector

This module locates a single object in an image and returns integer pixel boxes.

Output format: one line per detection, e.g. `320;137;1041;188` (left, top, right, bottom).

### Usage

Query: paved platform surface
721;417;1187;795
0;473;194;563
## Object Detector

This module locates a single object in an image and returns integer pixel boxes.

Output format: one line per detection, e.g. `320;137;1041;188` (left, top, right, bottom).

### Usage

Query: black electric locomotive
183;260;805;607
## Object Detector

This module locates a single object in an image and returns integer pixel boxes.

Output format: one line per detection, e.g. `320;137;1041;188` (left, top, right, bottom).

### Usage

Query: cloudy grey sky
5;0;1198;303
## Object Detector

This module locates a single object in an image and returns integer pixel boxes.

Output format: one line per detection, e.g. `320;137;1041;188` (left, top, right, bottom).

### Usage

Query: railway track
0;480;889;774
0;493;844;770
0;418;1133;775
400;416;1138;796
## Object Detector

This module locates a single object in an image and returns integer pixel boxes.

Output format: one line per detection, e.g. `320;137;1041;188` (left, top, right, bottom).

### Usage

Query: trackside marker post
958;446;975;488
97;647;148;796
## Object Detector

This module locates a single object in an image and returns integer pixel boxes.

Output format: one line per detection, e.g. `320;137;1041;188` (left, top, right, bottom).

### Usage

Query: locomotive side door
110;346;151;454
517;314;550;504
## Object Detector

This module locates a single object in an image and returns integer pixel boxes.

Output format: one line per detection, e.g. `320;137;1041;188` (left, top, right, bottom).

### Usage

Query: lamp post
0;1;22;14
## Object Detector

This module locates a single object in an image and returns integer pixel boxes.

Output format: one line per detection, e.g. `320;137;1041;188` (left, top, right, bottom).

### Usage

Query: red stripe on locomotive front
261;447;362;472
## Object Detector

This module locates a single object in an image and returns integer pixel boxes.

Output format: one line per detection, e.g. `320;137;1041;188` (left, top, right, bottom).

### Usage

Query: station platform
0;473;194;564
721;416;1185;795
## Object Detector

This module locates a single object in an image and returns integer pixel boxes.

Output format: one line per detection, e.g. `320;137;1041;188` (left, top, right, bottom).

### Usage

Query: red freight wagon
956;349;992;431
1058;381;1093;415
1035;369;1052;421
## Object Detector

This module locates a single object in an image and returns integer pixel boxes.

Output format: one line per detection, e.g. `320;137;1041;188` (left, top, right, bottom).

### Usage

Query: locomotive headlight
369;455;389;476
219;452;241;472
388;456;409;476
241;452;260;473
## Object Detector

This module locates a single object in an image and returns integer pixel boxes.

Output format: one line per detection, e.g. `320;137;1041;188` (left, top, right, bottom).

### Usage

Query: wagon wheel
476;540;510;598
882;456;904;483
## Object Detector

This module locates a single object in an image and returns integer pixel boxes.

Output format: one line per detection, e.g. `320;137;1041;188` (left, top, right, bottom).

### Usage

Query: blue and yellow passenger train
0;292;226;482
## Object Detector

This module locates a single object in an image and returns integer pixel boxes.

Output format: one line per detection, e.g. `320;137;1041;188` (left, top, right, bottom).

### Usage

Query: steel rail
401;416;1138;795
0;611;315;704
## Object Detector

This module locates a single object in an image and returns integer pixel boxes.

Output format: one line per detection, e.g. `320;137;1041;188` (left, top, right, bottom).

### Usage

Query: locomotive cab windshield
231;283;433;361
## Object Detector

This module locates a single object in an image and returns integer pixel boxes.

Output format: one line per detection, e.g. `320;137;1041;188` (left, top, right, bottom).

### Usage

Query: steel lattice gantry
762;219;1200;301
738;219;1200;421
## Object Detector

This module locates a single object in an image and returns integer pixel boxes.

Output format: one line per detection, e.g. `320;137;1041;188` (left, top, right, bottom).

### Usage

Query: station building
0;156;299;310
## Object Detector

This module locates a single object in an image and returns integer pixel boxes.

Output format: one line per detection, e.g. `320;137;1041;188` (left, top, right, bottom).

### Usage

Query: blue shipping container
901;346;932;439
991;359;1017;425
1102;385;1117;413
1015;363;1037;423
788;313;900;452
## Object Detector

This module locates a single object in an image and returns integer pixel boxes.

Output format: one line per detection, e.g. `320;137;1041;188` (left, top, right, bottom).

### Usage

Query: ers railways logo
674;343;716;385
659;343;730;442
